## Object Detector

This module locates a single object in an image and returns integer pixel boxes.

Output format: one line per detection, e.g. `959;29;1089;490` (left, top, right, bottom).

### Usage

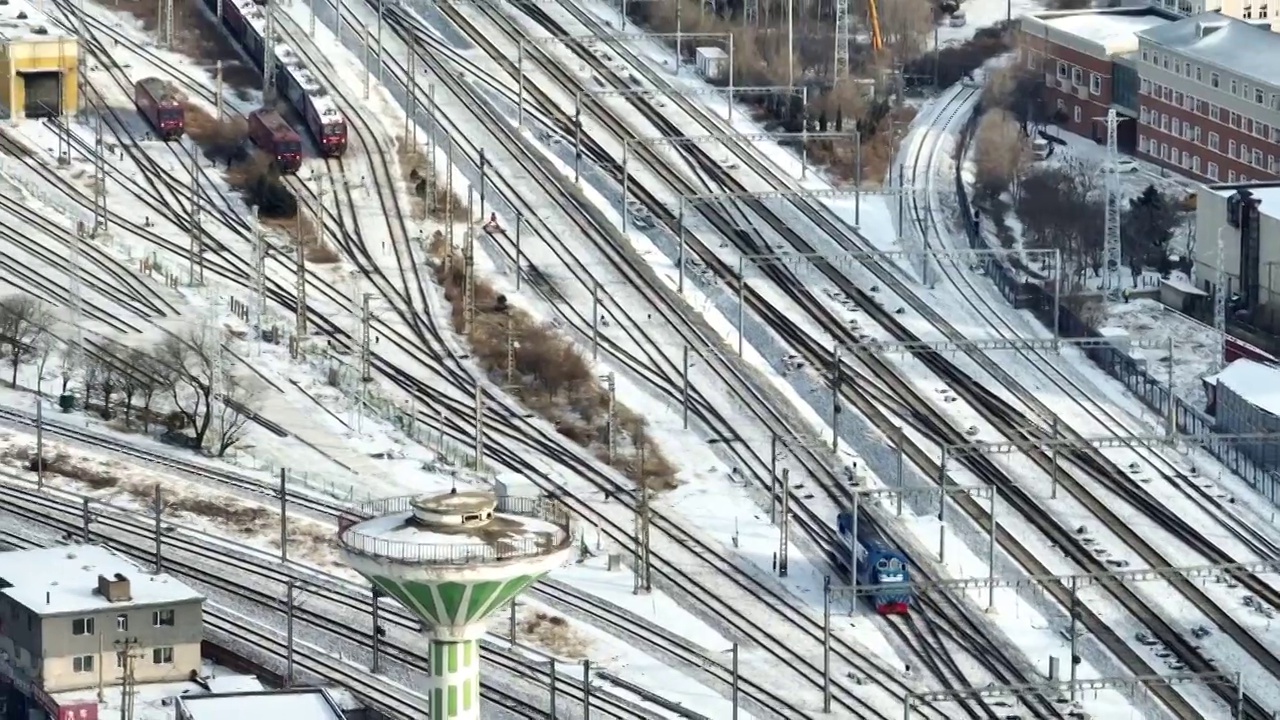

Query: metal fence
953;107;1280;506
338;494;572;564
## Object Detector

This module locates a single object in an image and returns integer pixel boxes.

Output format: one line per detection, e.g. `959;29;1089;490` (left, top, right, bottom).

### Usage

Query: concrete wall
42;601;204;659
0;37;79;118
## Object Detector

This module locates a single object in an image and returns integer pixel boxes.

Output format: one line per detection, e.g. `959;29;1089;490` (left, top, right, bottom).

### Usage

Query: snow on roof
695;47;728;58
1138;13;1280;90
0;545;203;617
1209;182;1280;221
225;0;342;124
1032;9;1173;55
177;689;346;720
0;0;74;43
1209;358;1280;417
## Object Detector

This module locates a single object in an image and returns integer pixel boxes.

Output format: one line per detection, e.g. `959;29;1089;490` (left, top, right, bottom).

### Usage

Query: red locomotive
247;108;303;174
133;78;185;140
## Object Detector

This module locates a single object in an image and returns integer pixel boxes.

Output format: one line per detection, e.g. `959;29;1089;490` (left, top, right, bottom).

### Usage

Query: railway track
0;475;663;718
407;2;1070;712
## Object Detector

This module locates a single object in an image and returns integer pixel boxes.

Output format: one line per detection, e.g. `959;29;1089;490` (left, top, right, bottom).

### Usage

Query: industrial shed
1206;358;1280;471
0;0;78;119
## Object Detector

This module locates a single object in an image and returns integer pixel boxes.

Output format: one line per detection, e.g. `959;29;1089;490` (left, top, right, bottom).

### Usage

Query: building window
1209;162;1220;179
152;647;174;665
1229;169;1237;181
1027;50;1036;70
1230;139;1237;157
1195;66;1203;82
1182;151;1190;167
1090;73;1102;95
1230;111;1240;128
1073;105;1081;123
1242;143;1249;161
1270;156;1277;173
1057;61;1068;78
1163;86;1172;101
1162;55;1170;69
1140;107;1149;124
1139;136;1148;153
1174;60;1182;74
1210;104;1220;121
1141;78;1151;95
1253;149;1264;167
1195;98;1204;114
1256;88;1266;104
1072;66;1084;85
1172;118;1181;136
1209;132;1220;150
1142;49;1150;63
1194;156;1202;173
1211;72;1220;88
1161;114;1169;131
152;609;175;627
1152;51;1160;65
1174;91;1184;106
116;614;128;632
73;655;94;673
1194;126;1202;142
72;617;95;636
1231;79;1239;95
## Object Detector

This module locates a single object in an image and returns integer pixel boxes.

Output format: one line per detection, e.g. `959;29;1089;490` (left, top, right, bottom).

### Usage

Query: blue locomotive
837;512;912;615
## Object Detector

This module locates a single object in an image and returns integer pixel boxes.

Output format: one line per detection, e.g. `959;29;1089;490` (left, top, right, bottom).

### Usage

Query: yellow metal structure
869;0;884;52
0;35;79;119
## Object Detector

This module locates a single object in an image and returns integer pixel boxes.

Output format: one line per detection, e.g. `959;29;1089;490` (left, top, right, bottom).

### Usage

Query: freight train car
836;512;912;615
248;108;302;173
204;0;348;156
134;77;185;140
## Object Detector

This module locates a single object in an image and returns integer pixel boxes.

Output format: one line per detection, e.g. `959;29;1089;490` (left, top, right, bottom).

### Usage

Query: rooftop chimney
1195;20;1227;38
97;573;132;603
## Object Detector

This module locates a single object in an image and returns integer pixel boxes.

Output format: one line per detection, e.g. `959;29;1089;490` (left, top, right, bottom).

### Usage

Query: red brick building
1018;8;1176;146
1134;14;1280;182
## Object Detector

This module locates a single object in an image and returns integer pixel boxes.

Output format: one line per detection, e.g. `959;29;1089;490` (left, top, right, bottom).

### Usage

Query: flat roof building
1194;182;1280;326
0;544;205;720
1134;14;1280;182
0;0;78;119
176;688;348;720
1018;8;1177;145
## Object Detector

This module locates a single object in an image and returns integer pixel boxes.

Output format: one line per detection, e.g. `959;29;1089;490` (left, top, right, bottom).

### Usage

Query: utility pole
473;383;484;470
285;580;296;688
1103;109;1122;303
188;144;203;286
778;468;790;575
215;61;225;121
151;486;164;574
35;400;44;489
116;637;139;720
360;293;372;382
591;282;600;360
505;313;516;386
93;110;107;235
406;31;416;144
605;373;617;466
633;450;651;594
253;226;266;356
295;221;307;340
263;0;277;102
463;190;476;336
830;344;841;453
67;222;84;391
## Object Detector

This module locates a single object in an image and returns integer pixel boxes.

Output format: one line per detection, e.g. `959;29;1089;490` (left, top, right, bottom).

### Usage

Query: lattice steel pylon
1103;109;1122;302
262;0;277;101
833;0;850;78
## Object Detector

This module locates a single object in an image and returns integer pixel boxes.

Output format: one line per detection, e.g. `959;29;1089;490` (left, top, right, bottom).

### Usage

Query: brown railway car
134;78;185;140
247;108;303;174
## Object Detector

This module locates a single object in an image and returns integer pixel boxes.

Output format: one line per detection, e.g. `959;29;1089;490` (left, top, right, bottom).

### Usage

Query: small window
1057;61;1068;78
1253;149;1263;167
1195;66;1203;82
1209;162;1219;180
1090;73;1102;95
1139;136;1148;153
72;617;95;636
1229;139;1237;157
1231;79;1239;95
73;655;94;673
1073;105;1081;123
1174;60;1182;74
1142;49;1150;63
152;609;175;627
1162;56;1170;70
1182;151;1190;168
1194;126;1202;142
1256;88;1266;104
1193;156;1202;173
1141;107;1150;124
1141;78;1151;94
116;614;128;632
1211;72;1220;88
1072;66;1084;85
1209;132;1220;151
1161;114;1169;131
1172;118;1181;136
152;647;174;665
1229;169;1237;182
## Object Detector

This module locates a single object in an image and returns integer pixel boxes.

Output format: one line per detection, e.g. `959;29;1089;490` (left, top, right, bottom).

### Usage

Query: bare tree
210;374;263;457
32;334;56;395
158;329;217;448
973;109;1027;202
0;294;51;388
135;347;174;433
